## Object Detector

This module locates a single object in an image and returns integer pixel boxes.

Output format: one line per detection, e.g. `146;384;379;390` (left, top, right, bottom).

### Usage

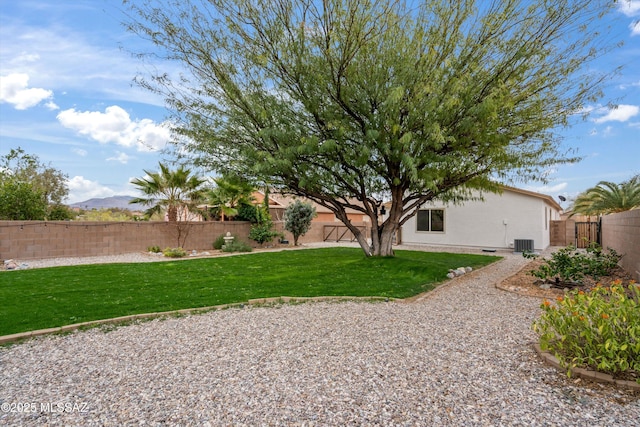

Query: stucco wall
601;210;640;281
401;191;560;250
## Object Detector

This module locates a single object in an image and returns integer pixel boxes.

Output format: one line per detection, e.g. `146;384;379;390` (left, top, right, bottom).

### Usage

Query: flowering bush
533;280;640;383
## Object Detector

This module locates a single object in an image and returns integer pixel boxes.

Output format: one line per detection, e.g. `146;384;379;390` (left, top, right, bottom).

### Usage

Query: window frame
416;208;445;233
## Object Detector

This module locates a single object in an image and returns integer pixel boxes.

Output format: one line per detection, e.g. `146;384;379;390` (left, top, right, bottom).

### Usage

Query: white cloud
631;20;640;36
602;126;615;137
524;182;568;194
44;101;59;111
619;1;640;17
592;104;640;123
0;73;54;110
66;176;116;204
71;148;88;157
618;80;640;90
56;106;172;152
0;22;170;107
107;151;132;164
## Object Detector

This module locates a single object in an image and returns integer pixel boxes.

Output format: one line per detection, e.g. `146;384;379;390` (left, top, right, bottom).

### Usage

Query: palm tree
571;175;640;216
130;162;206;221
205;175;255;221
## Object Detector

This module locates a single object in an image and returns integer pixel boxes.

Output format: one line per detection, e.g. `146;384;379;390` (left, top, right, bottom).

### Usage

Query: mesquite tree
124;0;620;256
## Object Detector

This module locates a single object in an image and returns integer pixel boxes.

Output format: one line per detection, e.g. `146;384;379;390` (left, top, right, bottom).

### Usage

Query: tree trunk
349;221;396;257
168;205;178;222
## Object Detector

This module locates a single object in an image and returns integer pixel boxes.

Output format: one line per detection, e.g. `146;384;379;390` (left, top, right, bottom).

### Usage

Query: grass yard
0;248;499;336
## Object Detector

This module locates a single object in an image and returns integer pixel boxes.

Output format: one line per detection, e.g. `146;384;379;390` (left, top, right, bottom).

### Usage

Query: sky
0;0;639;208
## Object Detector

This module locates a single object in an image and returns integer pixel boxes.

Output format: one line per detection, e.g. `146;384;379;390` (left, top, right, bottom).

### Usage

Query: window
416;209;444;232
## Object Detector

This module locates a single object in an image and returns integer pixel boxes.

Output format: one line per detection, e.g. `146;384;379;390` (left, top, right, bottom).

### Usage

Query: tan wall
601;210;640;282
277;221;371;245
0;221;252;260
0;220;372;260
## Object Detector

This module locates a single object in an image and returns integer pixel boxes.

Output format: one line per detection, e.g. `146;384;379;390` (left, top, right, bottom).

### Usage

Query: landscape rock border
532;343;640;391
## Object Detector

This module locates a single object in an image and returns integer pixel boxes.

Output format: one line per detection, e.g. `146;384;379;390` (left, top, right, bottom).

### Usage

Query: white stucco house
399;186;562;251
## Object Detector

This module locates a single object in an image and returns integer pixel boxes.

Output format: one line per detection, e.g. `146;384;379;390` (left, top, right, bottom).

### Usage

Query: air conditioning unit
514;239;534;253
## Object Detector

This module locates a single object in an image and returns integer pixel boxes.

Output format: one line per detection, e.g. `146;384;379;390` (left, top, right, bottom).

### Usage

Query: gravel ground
1;247;639;426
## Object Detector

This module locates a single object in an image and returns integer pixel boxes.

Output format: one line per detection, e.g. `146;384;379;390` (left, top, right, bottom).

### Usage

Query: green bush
527;244;621;285
221;240;253;253
213;234;227;250
147;245;162;253
236;202;259;223
162;247;187;258
533;281;640;383
249;222;281;245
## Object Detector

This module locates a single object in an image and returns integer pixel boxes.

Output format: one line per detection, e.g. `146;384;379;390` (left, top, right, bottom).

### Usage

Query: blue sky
1;0;639;207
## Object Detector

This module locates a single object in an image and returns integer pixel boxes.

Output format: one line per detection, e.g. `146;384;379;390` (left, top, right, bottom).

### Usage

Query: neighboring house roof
254;191;366;215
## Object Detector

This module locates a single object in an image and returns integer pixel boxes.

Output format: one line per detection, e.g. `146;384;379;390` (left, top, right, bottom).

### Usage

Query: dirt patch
497;258;634;299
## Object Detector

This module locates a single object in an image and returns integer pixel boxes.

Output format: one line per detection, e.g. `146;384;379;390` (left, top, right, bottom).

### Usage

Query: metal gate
575;221;600;248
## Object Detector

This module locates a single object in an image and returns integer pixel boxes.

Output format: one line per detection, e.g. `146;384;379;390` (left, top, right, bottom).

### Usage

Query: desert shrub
212;234;226;250
526;244;621;284
221;240;253;253
162;247;187;258
533;280;640;383
147;245;162;253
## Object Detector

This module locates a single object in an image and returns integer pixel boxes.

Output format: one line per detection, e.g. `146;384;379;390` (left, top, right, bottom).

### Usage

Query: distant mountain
69;196;148;211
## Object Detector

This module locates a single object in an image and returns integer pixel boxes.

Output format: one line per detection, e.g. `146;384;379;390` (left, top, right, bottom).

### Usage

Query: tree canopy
571;175;640;216
284;200;317;246
0;148;69;220
125;0;620;256
130;162;206;221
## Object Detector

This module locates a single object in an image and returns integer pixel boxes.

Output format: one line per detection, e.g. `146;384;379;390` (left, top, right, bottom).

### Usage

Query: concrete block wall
0;221;252;260
0;220;371;260
601;210;640;282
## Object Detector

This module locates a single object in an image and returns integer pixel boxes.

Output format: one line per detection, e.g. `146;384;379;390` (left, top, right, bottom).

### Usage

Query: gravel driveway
1;248;638;426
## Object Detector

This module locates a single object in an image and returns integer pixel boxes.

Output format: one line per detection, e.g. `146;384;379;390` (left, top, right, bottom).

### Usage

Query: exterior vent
514;239;534;252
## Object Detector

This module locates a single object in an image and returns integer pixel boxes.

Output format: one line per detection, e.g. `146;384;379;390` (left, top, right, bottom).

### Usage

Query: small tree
130;162;206;247
249;206;280;245
284;200;317;246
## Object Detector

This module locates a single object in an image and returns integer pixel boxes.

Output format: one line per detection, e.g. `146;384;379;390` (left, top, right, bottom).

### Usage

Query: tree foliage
204;174;255;220
571;175;640;216
125;0;620;256
284;200;317;245
0;147;69;220
0;180;47;220
130;162;206;221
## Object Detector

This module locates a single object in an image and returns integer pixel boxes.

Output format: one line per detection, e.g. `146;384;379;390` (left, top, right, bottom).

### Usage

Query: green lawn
0;248;500;336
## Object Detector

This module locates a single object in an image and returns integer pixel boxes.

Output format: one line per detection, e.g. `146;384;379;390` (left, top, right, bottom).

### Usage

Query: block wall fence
601;210;640;282
0;220;370;261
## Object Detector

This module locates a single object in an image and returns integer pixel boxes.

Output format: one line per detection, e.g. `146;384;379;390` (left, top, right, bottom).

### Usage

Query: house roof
380;185;563;212
500;185;563;211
